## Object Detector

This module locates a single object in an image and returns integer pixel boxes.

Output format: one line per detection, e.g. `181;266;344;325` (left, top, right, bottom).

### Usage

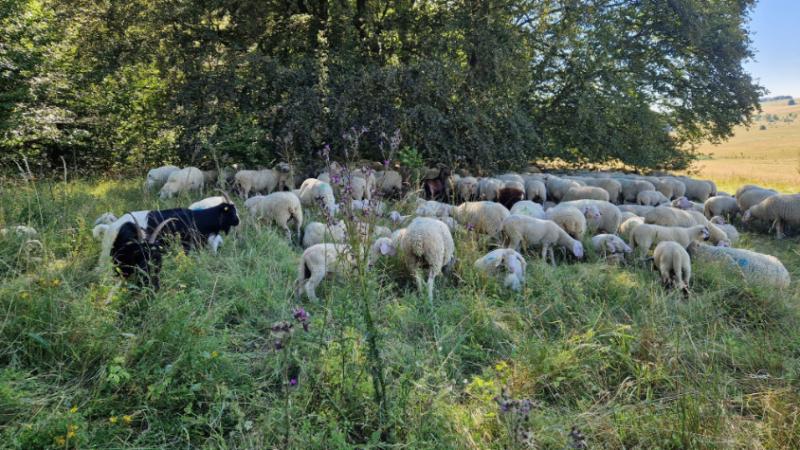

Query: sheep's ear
379;241;395;256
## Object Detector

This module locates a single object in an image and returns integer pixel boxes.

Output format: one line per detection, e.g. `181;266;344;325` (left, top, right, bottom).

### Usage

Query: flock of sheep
68;161;795;303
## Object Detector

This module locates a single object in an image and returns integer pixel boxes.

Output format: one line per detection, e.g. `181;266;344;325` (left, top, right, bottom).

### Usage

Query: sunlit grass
0;177;799;448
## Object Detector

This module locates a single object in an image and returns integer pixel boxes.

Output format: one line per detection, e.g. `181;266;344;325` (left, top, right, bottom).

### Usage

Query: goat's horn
125;212;146;241
149;218;177;244
216;188;232;203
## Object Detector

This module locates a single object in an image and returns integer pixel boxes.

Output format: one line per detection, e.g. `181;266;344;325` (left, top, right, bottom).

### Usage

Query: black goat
146;194;240;252
111;218;174;289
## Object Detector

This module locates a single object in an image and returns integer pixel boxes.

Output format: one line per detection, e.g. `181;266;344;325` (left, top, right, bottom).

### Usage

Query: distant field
693;98;800;193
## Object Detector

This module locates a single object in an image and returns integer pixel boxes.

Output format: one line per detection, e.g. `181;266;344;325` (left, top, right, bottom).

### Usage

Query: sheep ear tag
224;206;229;212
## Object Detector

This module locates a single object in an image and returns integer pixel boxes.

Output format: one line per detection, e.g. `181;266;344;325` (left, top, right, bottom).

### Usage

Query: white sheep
145;165;180;191
677;177;715;202
687;242;790;289
91;213;118;240
295;243;354;301
637;190;669;207
451;201;510;237
591;234;632;259
618;211;638;223
501;215;584;266
545;176;581;202
704;196;739;220
474;248;527;291
478;178;503;201
645;207;729;247
644;206;697;227
523;178;547;203
375;170;402;196
671;196;705;213
562;185;610;202
653;241;691;295
646;177;674;200
630;224;709;258
618;204;654;217
497;173;525;185
617;178;656;203
742;194;800;239
618;216;645;241
159;167;204;199
296;178;338;215
370;217;455;302
302;221;346;248
709;216;740;244
0;225;38;238
736;187;777;213
557;199;621;234
580;178;621;203
245;192;303;240
456;176;479;202
660;177;686;199
545;206;587;239
509;200;546;219
415;199;452;218
352;169;376;200
350;199;385;216
234;169;277;198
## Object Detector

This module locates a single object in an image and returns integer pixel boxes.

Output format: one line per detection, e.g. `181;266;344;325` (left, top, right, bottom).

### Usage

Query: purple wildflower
289;378;298;387
383;159;390;168
293;307;310;332
466;223;475;232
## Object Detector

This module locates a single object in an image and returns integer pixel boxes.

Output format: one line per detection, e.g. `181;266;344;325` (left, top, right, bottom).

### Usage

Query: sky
744;0;800;97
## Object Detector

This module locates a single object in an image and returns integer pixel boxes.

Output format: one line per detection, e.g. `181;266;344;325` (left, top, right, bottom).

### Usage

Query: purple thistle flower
289;377;298;387
293;307;310;332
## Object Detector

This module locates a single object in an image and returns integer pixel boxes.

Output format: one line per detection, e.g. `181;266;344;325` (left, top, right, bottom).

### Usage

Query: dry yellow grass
692;98;800;193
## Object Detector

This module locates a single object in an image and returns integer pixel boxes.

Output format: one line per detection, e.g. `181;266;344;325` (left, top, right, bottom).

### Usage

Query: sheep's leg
540;245;548;262
427;269;436;304
775;219;785;239
549;247;556;267
284;224;293;242
304;268;325;302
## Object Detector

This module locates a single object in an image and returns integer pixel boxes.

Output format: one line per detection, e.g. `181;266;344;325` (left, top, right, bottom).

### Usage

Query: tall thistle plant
315;127;403;440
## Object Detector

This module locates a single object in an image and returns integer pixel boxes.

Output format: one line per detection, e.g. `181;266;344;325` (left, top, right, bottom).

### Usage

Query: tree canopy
0;0;763;173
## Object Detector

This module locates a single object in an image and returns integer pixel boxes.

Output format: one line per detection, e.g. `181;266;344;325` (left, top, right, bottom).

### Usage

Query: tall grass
1;176;799;448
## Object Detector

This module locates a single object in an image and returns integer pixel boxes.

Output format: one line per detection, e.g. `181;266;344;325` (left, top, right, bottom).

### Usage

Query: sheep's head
716;239;731;248
158;182;176;199
571;240;585;259
582;205;602;221
368;237;396;267
742;209;753;222
672;196;692;210
710;216;726;225
504;251;525;278
275;162;292;173
389;211;403;223
700;226;710;241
